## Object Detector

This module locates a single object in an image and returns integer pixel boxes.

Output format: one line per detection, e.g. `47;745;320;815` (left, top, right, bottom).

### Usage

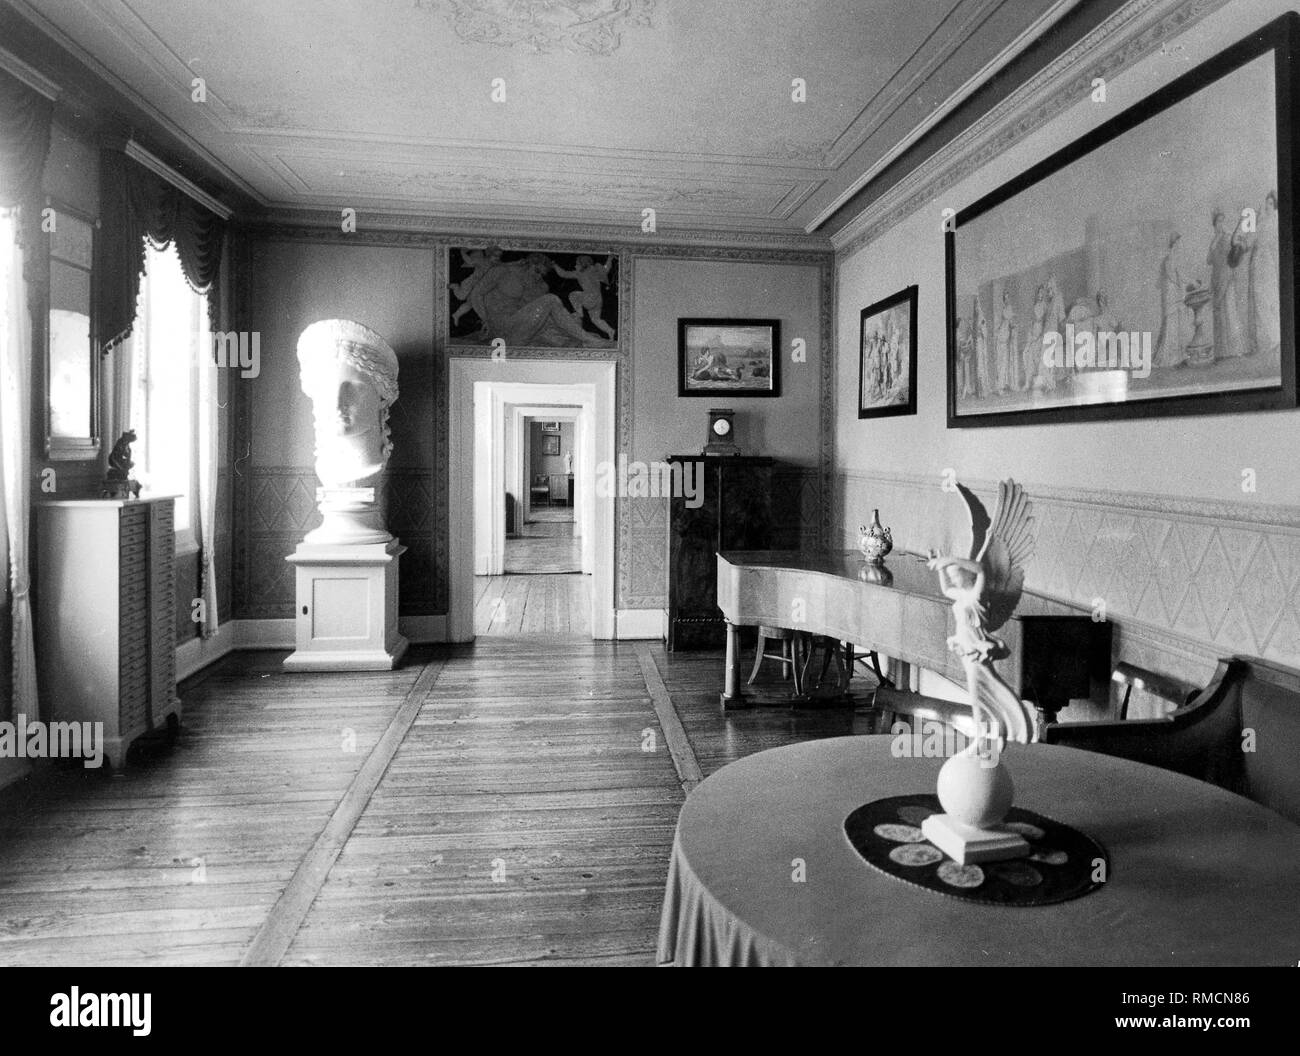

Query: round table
656;736;1300;966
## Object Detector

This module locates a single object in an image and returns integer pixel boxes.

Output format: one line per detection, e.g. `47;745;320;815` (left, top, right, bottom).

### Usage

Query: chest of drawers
36;497;182;769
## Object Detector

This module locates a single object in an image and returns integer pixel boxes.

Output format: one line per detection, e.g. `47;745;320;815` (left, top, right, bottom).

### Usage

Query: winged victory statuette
926;478;1038;746
920;478;1040;864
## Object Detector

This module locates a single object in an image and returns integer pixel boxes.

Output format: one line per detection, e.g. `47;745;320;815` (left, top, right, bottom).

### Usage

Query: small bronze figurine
101;429;141;500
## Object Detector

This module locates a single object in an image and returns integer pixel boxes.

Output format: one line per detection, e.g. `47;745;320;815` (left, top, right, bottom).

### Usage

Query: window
127;241;208;540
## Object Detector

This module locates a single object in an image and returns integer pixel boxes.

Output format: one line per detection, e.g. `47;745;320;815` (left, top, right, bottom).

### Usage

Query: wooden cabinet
36;498;181;769
667;456;787;651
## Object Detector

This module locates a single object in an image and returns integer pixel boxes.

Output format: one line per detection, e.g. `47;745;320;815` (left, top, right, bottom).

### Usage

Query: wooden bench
1043;656;1300;824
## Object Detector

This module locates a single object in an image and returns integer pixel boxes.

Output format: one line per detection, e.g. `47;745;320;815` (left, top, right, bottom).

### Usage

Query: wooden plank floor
475;573;590;636
0;631;886;966
0;650;425;966
282;637;682;966
505;511;580;573
646;644;881;777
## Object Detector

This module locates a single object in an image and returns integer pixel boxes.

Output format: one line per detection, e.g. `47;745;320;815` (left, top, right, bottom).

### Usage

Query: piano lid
717;549;1079;618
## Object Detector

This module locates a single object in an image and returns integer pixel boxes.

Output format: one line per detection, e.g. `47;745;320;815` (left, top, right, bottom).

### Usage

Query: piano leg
720;620;748;709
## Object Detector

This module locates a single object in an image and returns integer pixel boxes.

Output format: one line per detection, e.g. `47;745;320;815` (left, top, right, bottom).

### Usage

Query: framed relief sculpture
946;14;1297;427
677;318;780;397
448;247;618;349
858;285;918;419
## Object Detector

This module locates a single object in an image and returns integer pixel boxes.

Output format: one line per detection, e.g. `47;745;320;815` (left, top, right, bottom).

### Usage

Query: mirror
46;205;99;460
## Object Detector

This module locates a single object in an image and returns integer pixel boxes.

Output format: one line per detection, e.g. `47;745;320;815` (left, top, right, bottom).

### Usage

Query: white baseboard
176;620;240;681
615;608;666;640
237;618;296;649
172;607;650;687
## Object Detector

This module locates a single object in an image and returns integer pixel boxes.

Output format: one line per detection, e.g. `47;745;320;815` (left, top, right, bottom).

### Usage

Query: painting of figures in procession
448;246;619;349
947;30;1295;427
858;285;917;419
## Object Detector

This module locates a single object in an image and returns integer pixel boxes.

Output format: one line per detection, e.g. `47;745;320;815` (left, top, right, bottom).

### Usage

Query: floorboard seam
634;643;703;795
239;656;447;967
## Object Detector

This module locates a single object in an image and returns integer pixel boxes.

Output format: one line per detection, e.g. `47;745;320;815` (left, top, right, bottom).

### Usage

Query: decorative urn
858;509;893;565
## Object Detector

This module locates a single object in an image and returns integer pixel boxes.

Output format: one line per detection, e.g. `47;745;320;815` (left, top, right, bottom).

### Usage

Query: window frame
115;241;204;555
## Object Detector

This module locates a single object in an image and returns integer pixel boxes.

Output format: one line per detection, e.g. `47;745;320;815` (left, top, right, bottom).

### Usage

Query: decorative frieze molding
830;0;1233;258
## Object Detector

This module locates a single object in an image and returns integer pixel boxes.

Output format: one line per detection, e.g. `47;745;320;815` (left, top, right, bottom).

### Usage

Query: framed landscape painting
858;285;918;419
946;14;1298;427
678;318;780;397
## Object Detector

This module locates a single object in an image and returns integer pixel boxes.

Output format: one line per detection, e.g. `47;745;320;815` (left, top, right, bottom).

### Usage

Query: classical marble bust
296;319;399;543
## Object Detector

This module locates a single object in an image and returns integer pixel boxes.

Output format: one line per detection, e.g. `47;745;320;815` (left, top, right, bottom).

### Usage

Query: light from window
130;242;207;533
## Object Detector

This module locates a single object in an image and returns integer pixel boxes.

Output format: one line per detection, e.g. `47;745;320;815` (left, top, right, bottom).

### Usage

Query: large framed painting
858;285;918;419
448;247;618;349
946;14;1298;427
677;318;780;397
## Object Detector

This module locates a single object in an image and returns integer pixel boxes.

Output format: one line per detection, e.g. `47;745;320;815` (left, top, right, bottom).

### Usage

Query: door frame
449;359;616;641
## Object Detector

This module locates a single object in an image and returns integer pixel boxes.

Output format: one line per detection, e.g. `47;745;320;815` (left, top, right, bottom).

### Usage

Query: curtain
0;69;52;210
0;70;51;724
0;209;38;725
96;149;226;354
196;263;219;639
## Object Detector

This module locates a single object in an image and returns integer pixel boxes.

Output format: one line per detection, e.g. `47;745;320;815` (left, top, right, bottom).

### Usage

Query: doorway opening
448;362;616;641
509;410;581;575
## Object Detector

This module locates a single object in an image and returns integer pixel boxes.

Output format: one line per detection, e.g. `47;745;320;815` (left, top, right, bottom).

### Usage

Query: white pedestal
921;814;1030;865
283;538;408;671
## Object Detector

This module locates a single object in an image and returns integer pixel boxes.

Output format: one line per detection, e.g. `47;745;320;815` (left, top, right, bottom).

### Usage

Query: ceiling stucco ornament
433;0;655;56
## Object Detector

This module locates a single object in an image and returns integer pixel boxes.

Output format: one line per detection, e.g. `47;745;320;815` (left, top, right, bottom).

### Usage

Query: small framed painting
540;421;561;433
678;318;780;397
858;286;918;419
541;435;561;456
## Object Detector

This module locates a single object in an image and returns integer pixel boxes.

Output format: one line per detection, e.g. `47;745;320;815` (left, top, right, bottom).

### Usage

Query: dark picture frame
677;318;780;397
541;435;561;456
45;200;101;461
858;285;918;419
447;246;619;350
946;13;1298;428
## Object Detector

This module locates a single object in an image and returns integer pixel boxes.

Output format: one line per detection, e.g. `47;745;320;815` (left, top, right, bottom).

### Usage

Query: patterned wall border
836;467;1300;685
830;0;1234;258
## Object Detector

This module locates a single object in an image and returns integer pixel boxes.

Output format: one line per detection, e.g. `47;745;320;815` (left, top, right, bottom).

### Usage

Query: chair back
1234;657;1300;824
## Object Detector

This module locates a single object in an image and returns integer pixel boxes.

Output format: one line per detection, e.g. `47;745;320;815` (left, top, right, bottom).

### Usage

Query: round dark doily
844;793;1109;906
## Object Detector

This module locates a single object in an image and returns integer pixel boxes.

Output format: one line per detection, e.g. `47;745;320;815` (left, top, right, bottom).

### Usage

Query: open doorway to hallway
471;385;598;637
508;414;580;575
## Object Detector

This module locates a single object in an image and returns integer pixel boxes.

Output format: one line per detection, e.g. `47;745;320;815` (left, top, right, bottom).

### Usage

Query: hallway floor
506;507;580;574
475;572;591;636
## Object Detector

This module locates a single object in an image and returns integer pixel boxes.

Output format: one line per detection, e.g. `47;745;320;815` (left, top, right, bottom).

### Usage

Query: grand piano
715;549;1111;721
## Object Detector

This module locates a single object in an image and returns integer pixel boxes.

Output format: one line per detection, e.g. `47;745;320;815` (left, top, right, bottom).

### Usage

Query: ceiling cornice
4;0;267;207
243;208;835;257
829;0;1233;257
808;0;1080;231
